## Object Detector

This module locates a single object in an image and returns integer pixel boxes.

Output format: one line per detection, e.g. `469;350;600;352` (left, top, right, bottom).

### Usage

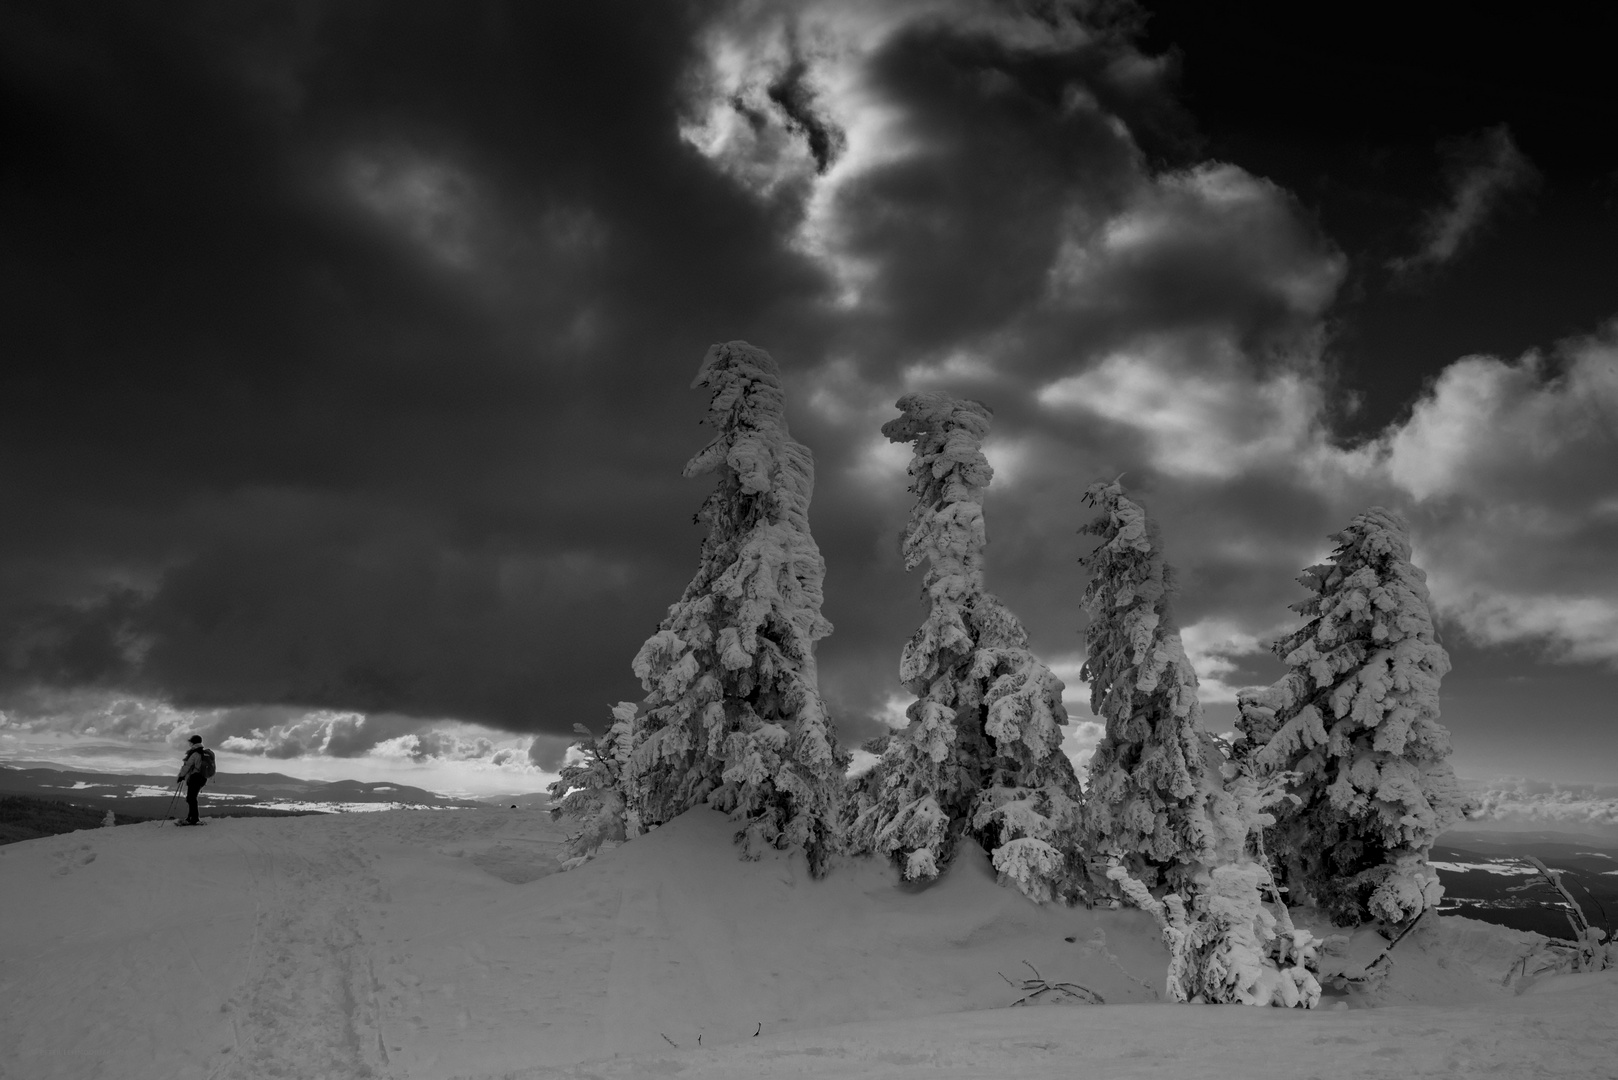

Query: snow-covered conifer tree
1081;481;1320;1006
1078;480;1218;888
547;703;640;867
1236;507;1464;925
846;393;1087;902
614;341;843;875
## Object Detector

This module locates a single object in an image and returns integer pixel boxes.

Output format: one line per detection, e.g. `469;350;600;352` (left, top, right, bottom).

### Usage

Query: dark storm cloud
654;0;1352;747
821;14;1179;358
2;0;1199;744
765;54;845;175
5;0;1614;790
136;488;662;724
0;0;836;732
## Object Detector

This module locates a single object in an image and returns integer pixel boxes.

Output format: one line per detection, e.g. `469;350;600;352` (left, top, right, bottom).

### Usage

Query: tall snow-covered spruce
1081;481;1320;1007
1078;480;1218;889
551;342;843;875
1236;507;1464;925
846;393;1087;903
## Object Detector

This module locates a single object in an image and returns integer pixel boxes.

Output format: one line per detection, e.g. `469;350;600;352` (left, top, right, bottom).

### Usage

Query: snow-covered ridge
2;806;1613;1080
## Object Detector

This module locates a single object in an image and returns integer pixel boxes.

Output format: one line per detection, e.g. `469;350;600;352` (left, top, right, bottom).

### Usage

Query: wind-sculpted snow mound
0;807;1600;1079
507;981;1618;1080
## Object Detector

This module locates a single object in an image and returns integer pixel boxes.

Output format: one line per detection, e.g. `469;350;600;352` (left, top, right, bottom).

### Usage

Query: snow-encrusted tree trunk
1108;860;1323;1007
1081;480;1320;1007
1235;507;1464;926
845;393;1087;903
557;341;843;876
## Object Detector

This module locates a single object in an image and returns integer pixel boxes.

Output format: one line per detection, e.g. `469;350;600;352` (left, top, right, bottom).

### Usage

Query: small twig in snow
1338;909;1426;984
999;959;1104;1006
660;1033;676;1047
1526;856;1607;971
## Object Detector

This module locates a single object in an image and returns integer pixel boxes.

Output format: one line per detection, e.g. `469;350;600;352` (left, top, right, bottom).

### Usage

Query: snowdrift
2;807;1614;1079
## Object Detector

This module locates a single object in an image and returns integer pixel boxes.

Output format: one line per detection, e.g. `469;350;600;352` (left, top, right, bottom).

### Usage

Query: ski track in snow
2;808;1615;1080
214;824;391;1078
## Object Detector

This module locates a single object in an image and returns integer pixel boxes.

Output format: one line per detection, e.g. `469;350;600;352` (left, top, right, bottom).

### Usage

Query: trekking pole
161;782;182;825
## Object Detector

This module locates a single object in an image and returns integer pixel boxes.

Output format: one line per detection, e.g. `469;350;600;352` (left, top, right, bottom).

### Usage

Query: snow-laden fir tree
547;702;639;867
1080;480;1320;1006
552;342;844;876
1078;479;1218;889
1235;507;1464;925
845;392;1087;903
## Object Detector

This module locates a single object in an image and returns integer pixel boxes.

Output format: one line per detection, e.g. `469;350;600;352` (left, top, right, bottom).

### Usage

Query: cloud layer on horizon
1462;777;1618;837
0;685;561;789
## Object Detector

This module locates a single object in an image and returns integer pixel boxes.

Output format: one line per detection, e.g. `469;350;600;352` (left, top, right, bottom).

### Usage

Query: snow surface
2;807;1615;1079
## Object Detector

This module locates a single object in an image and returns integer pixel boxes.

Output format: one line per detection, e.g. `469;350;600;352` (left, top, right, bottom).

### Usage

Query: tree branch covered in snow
846;392;1087;902
548;704;639;865
1524;856;1613;972
1106;860;1323;1007
553;342;844;875
1236;507;1465;925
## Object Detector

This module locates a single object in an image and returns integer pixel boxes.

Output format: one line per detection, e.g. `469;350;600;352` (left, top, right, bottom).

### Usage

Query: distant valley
1431;831;1618;942
0;762;495;826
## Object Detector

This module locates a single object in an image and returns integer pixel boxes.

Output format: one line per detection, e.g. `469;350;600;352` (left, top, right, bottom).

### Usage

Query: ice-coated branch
1525;856;1612;972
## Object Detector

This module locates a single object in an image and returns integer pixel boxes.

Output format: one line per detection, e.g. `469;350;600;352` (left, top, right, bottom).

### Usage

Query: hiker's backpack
197;746;217;779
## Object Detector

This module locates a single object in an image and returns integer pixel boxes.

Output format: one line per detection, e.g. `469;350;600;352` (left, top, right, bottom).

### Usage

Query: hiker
176;735;210;824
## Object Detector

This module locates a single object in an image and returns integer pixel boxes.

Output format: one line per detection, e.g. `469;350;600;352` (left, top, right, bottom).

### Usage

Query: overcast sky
2;2;1615;807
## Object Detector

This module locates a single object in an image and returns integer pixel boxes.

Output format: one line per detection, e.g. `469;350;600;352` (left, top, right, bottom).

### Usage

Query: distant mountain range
0;763;486;818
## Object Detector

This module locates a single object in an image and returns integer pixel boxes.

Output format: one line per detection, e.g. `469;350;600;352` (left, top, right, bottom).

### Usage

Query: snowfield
2;807;1615;1080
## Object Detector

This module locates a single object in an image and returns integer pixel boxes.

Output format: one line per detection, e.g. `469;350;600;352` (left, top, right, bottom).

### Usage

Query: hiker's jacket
178;747;208;784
